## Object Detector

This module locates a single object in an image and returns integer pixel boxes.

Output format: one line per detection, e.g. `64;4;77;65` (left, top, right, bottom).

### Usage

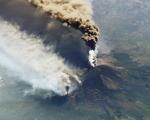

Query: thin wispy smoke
28;0;100;67
0;18;81;96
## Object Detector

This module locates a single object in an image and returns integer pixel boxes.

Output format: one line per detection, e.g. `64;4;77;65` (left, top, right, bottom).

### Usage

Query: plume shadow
0;0;90;68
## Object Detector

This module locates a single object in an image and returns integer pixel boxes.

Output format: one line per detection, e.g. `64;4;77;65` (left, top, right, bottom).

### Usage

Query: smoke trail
28;0;100;67
0;18;81;96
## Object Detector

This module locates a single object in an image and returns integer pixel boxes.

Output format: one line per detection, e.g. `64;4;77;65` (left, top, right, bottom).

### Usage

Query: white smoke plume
88;48;98;67
0;18;81;97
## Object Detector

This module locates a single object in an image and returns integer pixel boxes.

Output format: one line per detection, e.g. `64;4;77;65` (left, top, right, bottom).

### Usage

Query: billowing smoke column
28;0;100;67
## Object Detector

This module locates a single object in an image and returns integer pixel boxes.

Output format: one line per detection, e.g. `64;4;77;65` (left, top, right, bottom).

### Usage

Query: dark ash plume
28;0;100;67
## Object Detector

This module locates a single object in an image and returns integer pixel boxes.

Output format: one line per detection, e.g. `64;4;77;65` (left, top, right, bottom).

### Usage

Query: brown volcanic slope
28;0;100;50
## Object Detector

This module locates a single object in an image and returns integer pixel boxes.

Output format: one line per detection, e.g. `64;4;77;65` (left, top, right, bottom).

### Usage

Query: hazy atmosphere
0;0;150;120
